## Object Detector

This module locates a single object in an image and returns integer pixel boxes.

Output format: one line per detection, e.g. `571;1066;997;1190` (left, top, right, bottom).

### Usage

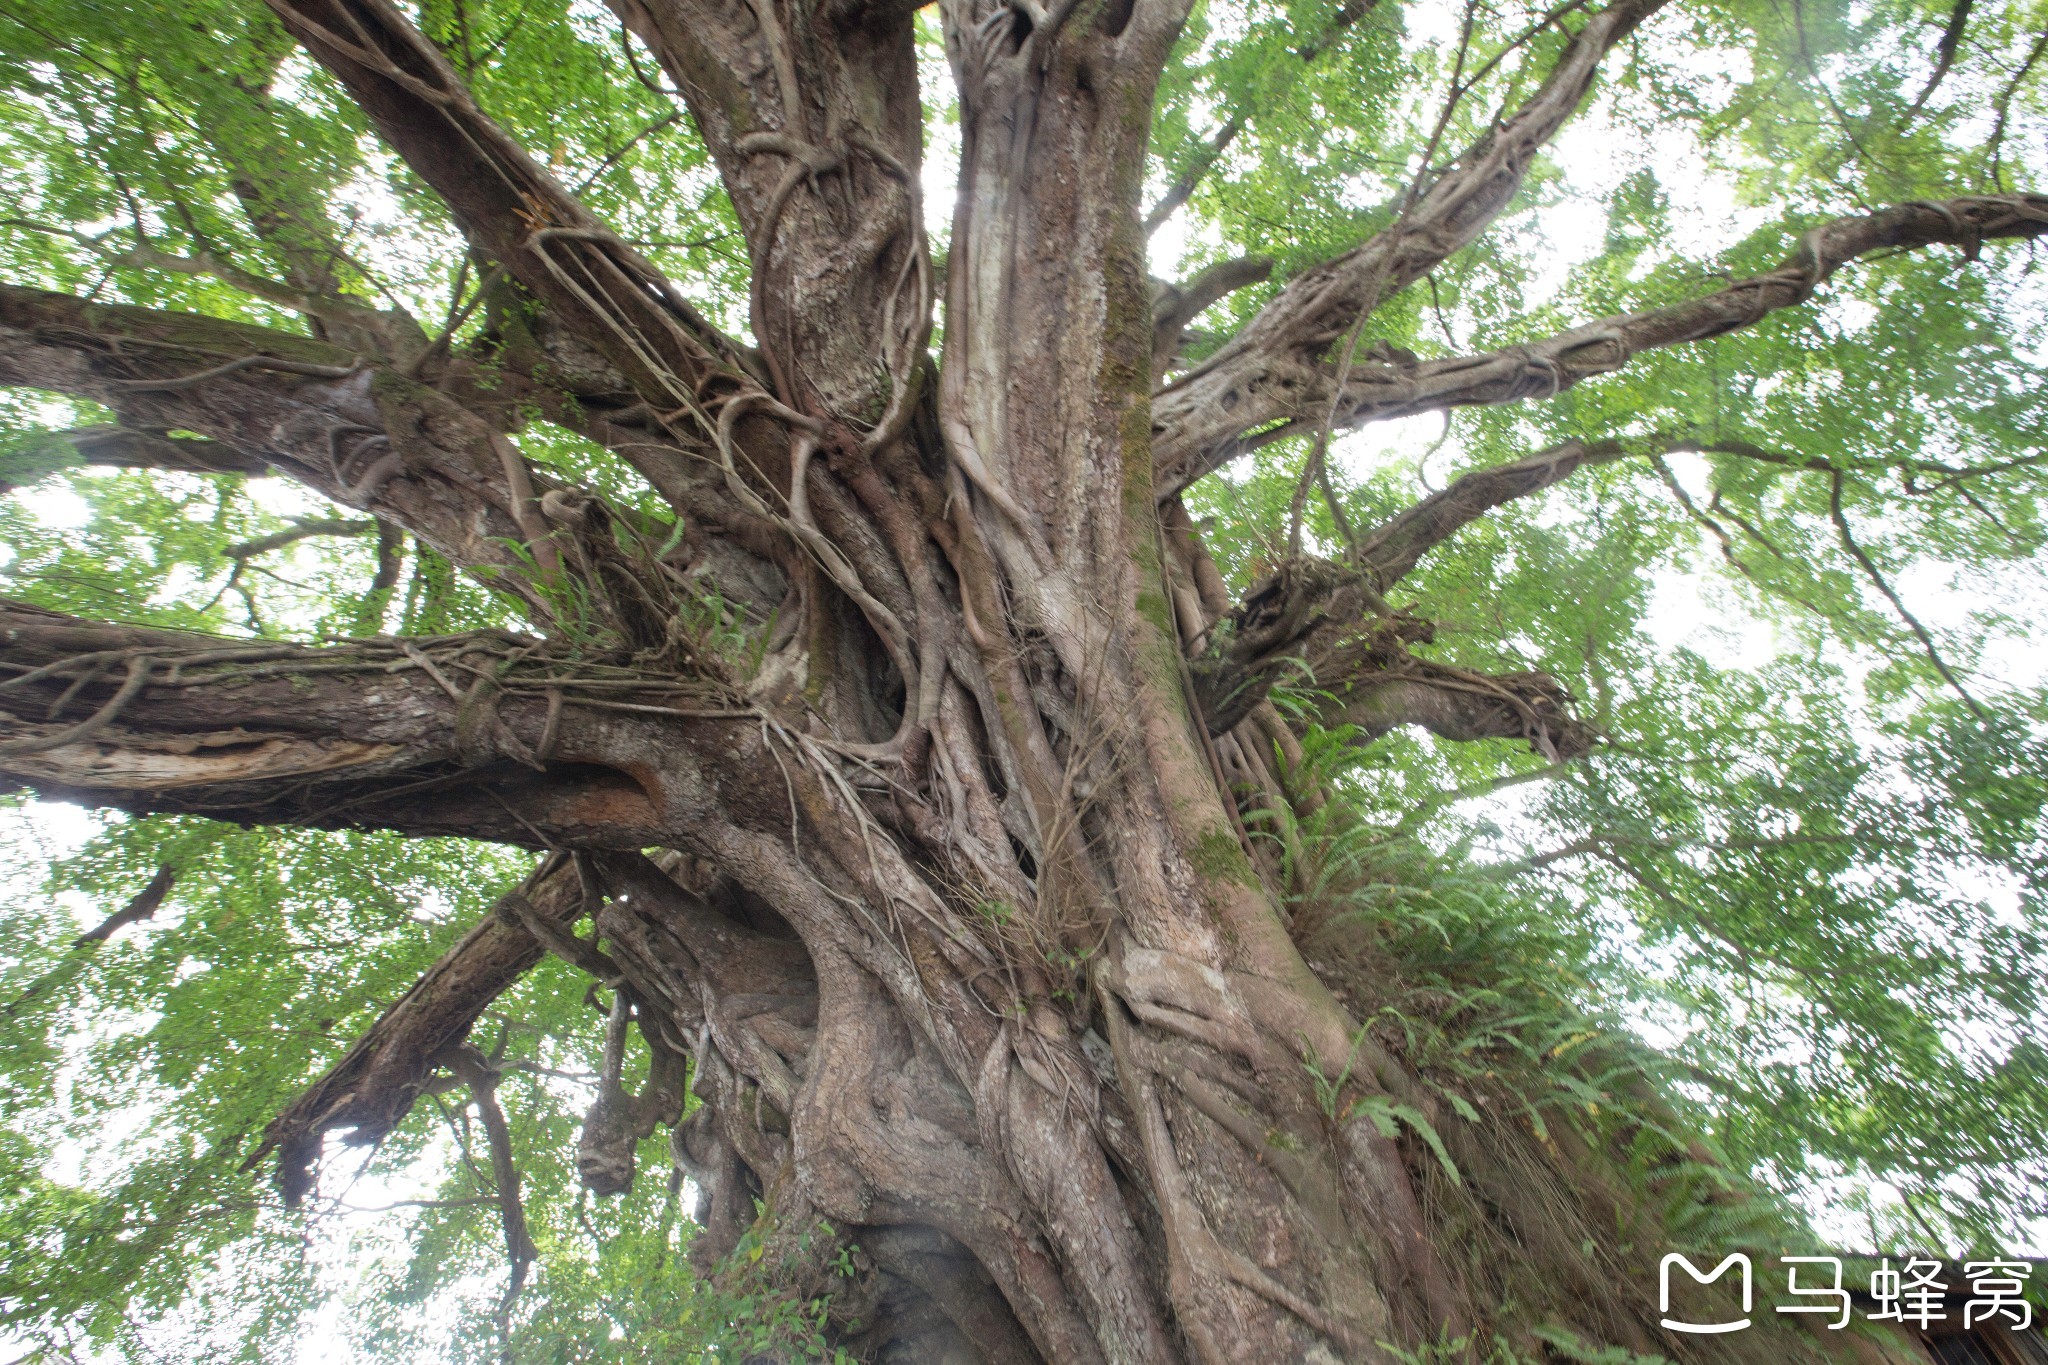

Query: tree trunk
5;0;2039;1356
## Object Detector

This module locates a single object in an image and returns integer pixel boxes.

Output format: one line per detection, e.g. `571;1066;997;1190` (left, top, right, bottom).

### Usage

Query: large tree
1;0;2045;1357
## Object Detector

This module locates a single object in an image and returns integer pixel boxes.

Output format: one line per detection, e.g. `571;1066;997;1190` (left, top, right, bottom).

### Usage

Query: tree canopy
0;0;2045;1357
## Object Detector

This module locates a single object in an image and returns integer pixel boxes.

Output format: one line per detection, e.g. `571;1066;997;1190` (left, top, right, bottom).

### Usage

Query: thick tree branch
1353;429;1813;587
263;0;754;417
224;517;377;561
1324;663;1596;759
1901;0;1972;121
1158;193;2048;494
1356;437;1634;586
1187;405;2019;773
605;0;931;418
74;865;177;946
1153;0;1665;486
259;855;586;1205
1187;439;1647;745
1191;568;1594;757
0;283;715;635
0;601;692;847
0;425;270;495
254;0;827;609
0;215;422;362
0;288;447;519
1353;429;1833;604
1152;256;1273;379
577;851;811;1203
